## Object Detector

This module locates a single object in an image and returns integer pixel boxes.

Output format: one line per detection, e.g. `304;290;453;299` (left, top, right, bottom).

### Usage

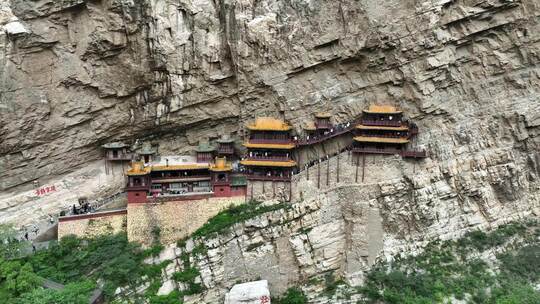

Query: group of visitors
294;121;354;144
71;200;93;215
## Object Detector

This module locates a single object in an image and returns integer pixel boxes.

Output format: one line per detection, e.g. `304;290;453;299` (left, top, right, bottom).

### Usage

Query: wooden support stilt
272;181;275;198
362;153;366;183
307;165;309;180
317;161;321;189
250;182;254;201
289;181;292;202
262;180;265;193
355;154;359;183
337;152;340;183
326;157;330;186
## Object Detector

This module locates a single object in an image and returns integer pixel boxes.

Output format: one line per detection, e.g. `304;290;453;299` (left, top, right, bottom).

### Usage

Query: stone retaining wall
127;196;246;246
58;210;127;239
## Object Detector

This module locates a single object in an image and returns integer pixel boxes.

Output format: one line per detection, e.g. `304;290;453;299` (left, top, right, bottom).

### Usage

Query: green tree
0;259;41;296
0;224;27;259
17;280;96;304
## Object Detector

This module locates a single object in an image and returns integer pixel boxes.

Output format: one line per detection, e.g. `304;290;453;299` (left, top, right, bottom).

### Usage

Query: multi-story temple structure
240;117;297;180
216;135;235;159
125;154;246;204
137;142;157;163
102;142;132;162
195;142;215;163
210;157;247;197
123;108;424;204
352;105;425;158
303;112;333;137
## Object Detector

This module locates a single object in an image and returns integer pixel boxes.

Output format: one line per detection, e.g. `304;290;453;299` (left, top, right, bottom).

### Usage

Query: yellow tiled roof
240;160;297;167
247;117;292;131
315;112;332;119
353;136;409;144
303;121;317;131
243;142;295;149
363;105;402;114
356;124;409;131
151;164;210;171
126;162;151;176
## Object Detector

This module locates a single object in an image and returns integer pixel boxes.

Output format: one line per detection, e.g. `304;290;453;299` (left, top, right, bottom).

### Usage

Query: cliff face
2;0;538;191
1;0;539;301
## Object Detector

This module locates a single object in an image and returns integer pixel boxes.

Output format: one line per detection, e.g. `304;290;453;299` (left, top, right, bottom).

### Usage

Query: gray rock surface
1;0;539;301
224;280;270;304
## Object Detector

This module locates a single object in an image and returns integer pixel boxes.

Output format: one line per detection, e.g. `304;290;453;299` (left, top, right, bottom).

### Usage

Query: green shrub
191;201;289;239
148;290;183;304
17;280;96;304
273;287;307;304
172;267;200;283
359;220;539;303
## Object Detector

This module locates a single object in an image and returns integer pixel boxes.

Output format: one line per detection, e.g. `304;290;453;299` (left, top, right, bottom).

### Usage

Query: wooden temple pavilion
210;157;247;197
303;112;333;137
216;135;235;158
102;142;132;161
241;117;297;181
196;142;215;163
353;105;424;157
137;142;157;163
125;161;151;203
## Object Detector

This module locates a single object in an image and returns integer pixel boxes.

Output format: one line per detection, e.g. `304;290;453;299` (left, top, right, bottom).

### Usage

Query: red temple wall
127;190;148;204
213;185;232;197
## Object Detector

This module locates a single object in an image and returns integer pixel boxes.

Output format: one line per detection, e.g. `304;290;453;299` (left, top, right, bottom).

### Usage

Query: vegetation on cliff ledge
356;220;540;303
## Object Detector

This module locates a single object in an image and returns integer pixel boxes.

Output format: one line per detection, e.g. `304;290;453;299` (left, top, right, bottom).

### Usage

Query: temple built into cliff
108;105;425;204
353;105;425;158
240;117;297;181
57;104;427;243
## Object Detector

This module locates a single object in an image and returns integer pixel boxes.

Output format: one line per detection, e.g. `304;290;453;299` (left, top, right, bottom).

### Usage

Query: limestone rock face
224;280;271;304
1;0;539;301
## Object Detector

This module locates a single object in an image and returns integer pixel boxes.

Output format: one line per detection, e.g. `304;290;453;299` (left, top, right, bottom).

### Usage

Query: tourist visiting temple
240;117;297;181
352;105;426;158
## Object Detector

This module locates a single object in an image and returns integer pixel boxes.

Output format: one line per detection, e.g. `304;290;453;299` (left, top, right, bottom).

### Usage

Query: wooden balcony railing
360;120;402;127
315;122;331;129
355;133;408;139
218;147;234;154
352;148;401;155
246;175;292;181
400;150;428;158
107;153;133;161
353;148;428;158
248;139;293;145
295;123;356;146
245;156;291;162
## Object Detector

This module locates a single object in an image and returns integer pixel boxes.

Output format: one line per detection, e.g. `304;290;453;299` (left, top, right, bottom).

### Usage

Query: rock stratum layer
0;0;539;299
1;0;539;192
